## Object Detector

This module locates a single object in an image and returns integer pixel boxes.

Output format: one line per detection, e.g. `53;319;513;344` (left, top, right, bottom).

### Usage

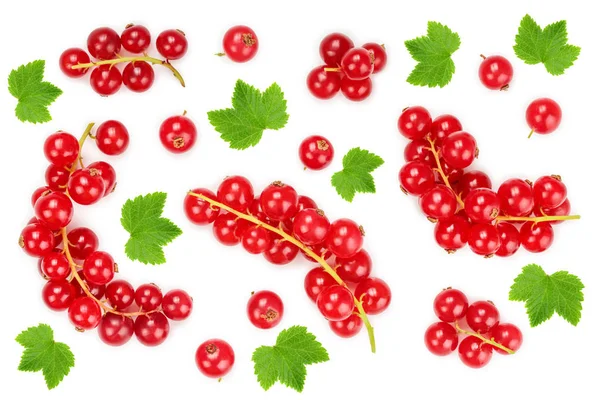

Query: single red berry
84;279;106;299
44;131;79;166
87;27;121;60
340;48;373;80
213;213;240;246
468;224;501;256
457;170;492;199
156;29;188;60
320;33;354;66
362;43;387;73
316;285;354;321
325;218;363;259
433;288;469;322
31;187;51;207
431;114;462;142
83;251;115;285
135;284;163;311
159;114;197;153
458;336;493;368
440;131;478;169
67;168;106;205
464;188;500;224
247;290;283;329
195;339;235;378
222;25;258;63
121;24;151;53
479;55;513;90
42;280;76;311
297;195;318;213
399;161;435;196
424;322;458;356
59;48;90;77
19;223;55;257
533;175;567;209
520;221;554;253
122;61;155;92
184;188;219;225
242;225;273;254
34;191;73;230
355;278;391;315
299;135;334;170
41;251;70;280
534;198;571;225
293;208;330;245
162;289;193;321
335;249;372;283
489;323;523;354
497;178;534;217
87;161;117;196
340;76;372;101
398;106;432;140
135;312;170;346
526;98;562;136
495;222;521;257
419;185;457;221
217;175;254;212
90;65;122;96
329;311;363;338
466;300;500;333
260;182;298;221
307;66;342;99
105;279;135;310
404;139;435;167
45;164;69;191
304;267;336;302
68;296;102;330
435;159;464;184
95;120;129;156
263;238;299;265
98;314;134;346
434;216;471;252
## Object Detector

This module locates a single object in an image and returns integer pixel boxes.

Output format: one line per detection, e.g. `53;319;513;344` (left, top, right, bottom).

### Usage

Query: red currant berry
340;48;373;80
301;241;333;263
362;43;387;73
424;322;458;356
526;98;562;135
41;252;70;280
59;48;90;77
42;280;76;311
45;164;69;191
464;188;500;224
67;168;106;205
83;251;115;285
458;336;493;368
84;279;106;299
247;290;283;329
329;311;363;338
399;161;435;196
468;224;501;256
534;198;571;224
242;226;273;254
98;314;134;346
398;106;432;140
297;195;317;213
419;185;457;221
293;208;330;245
162;289;193;321
260;182;298;221
68;296;102;330
34;191;73;230
355;278;391;315
135;312;170;346
325;218;363;258
497;178;534;217
195;339;235;378
320;33;354;66
466;300;499;333
87;161;117;196
122;61;154;92
340;76;372;101
431;114;462;142
95;120;129;156
299;135;334;170
433;288;468;322
121;24;151;53
31;187;51;207
105;279;135;310
479;55;513;90
217;175;254;212
489;323;523;354
520;221;554;253
435;159;464;184
212;213;240;246
495;222;520;257
159;114;197;153
19;223;55;257
434;216;471;252
90;65;122;96
440;131;478;169
457;170;492;199
335;249;372;283
222;25;258;62
304;267;336;302
184;188;219;225
317;285;354;321
135;284;163;311
44;131;79;166
263;238;299;265
156;29;188;60
307;66;342;99
533;175;567;209
404;139;435;167
87;27;121;60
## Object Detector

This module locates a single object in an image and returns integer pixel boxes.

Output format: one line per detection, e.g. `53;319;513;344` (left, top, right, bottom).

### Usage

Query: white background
0;0;598;398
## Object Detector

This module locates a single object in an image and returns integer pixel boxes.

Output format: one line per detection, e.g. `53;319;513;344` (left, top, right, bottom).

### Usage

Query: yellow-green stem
426;137;465;208
454;321;515;354
496;214;580;223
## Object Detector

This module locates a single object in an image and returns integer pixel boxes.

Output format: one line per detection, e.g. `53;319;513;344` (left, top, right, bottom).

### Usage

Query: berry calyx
221;25;258;63
247;290;284;329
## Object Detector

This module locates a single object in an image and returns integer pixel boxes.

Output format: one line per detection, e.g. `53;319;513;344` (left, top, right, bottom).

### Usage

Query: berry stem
72;55;185;87
454;321;514;354
68;122;95;173
496;214;580;223
187;191;377;353
323;67;342;72
426;137;465;208
528;129;534;139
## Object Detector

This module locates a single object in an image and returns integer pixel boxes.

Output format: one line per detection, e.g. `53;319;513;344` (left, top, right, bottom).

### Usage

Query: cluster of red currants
425;288;522;368
307;33;387;102
398;105;579;257
59;25;188;95
184;177;391;342
19;123;191;347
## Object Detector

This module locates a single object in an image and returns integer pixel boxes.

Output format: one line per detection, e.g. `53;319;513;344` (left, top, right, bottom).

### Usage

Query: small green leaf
331;147;384;202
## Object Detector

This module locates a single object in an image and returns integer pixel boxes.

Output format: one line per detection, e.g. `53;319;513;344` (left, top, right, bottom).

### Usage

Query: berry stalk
72;55;185;87
454;321;514;354
496;214;580;223
70;122;95;171
187;191;377;353
426;137;465;208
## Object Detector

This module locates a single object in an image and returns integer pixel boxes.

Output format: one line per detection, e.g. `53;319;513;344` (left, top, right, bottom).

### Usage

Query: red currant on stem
59;48;91;78
135;312;170;346
434;216;471;252
121;24;151;54
196;339;235;378
426;136;464;208
431;114;462;142
316;285;354;321
264;238;299;265
458;336;493;368
398;106;432;140
340;76;372;101
293;208;330;245
68;297;102;330
95;120;129;156
159;112;197;153
526;98;562;137
457;170;492;198
220;25;258;63
260;181;298;221
425;322;458;356
466;300;499;333
45;164;69;191
19;223;55;257
330;311;363;338
362;43;387;73
304;267;337;302
156;29;188;60
87;27;121;60
335;249;372;283
90;65;123;96
122;61;155;92
319;33;354;66
354;278;392;315
337;48;374;80
135;284;163;311
217;175;254;212
67;168;106;205
478;55;513;90
162;289;193;321
307;66;342;99
433;288;468;322
98;313;134;346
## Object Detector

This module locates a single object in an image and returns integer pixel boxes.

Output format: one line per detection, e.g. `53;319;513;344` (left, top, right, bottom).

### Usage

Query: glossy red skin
83;251;115;285
468;224;501;256
247;290;284;329
329;311;363;338
212;213;240;246
195;339;235;378
135;284;163;311
301;242;332;263
497;178;534;217
159;115;197;153
424;322;458;356
242;226;273;254
340;48;373;80
42;280;76;311
316;285;354;321
419;185;457;221
319;33;354;66
325;218;363;258
404;139;435;167
90;65;122;96
31;187;51;207
534;198;571;225
304;267;336;302
105;280;135;310
185;188;219;225
59;48;90;77
45;165;68;191
458;336;493;368
297;196;318;213
293;209;330;245
433;288;468;322
98;314;134;346
520;221;554;253
217;176;254;212
122;61;154;92
260;183;298;221
87;27;121;60
399;161;435;196
431;114;462;142
263;238;299;265
479;55;513;90
68;297;102;330
362;43;387;73
526;98;562;134
464;188;500;224
355;278;391;315
434;216;471;251
34;192;73;230
533;176;567;209
135;313;170;346
441;131;477;169
435;159;464;184
299;135;334;170
41;252;70;280
68;168;105;205
457;170;492;198
307;66;341;99
95;120;129;156
20;223;55;257
340;76;372;101
87;161;117;196
44;132;79;166
222;25;258;62
162;289;193;321
398;106;432;140
335;249;372;283
84;279;106;299
495;222;521;257
466;301;500;333
156;29;188;60
489;323;523;354
121;25;151;53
